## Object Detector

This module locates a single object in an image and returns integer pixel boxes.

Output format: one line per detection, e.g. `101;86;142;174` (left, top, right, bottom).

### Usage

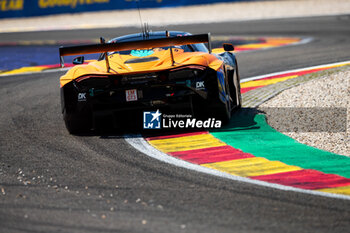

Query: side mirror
72;56;84;65
223;43;234;52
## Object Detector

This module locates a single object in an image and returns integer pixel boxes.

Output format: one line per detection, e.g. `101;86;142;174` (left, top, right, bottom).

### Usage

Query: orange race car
59;31;241;134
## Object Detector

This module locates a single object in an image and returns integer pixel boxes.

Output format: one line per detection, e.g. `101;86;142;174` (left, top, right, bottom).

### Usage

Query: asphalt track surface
1;15;350;232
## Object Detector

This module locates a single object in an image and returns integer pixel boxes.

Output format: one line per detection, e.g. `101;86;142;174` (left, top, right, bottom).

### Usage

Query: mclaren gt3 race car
59;31;241;134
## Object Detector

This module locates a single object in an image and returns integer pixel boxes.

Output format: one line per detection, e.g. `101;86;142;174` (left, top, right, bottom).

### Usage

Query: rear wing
59;33;211;68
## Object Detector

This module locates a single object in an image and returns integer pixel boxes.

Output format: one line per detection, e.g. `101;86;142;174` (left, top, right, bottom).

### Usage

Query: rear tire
215;68;232;123
63;108;92;135
190;96;204;119
234;63;242;108
215;98;231;124
228;62;242;109
216;77;232;123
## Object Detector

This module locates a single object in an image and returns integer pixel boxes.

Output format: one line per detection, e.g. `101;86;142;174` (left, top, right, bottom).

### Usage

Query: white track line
242;60;350;82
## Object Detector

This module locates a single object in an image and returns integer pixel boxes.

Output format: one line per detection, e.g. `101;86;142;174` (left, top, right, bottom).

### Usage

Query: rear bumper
61;81;208;115
92;84;206;110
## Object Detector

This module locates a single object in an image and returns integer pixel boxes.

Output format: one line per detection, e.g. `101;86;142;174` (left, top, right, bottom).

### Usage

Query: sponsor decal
196;81;205;90
0;0;23;11
38;0;109;9
78;92;86;101
1;0;244;19
143;110;222;129
125;89;138;102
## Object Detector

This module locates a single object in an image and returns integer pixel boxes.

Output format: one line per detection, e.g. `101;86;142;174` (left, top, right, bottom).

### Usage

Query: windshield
107;31;209;56
111;45;193;56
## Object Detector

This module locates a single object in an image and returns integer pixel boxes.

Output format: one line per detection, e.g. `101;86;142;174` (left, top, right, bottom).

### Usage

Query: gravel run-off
260;68;350;157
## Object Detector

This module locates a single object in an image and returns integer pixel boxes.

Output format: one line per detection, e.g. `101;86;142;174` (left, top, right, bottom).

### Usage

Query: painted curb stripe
241;62;350;93
169;145;255;164
251;170;350;190
240;66;343;93
242;61;350;82
202;157;302;177
318;186;350;195
0;63;74;76
146;130;350;193
241;75;298;88
145;131;208;140
257;67;327;80
211;113;350;178
213;38;301;54
148;133;226;153
126;135;350;200
240;85;264;93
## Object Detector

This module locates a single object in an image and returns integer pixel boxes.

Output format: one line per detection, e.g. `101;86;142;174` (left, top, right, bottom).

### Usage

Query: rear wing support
208;32;212;54
59;33;211;68
100;37;110;72
59;56;65;68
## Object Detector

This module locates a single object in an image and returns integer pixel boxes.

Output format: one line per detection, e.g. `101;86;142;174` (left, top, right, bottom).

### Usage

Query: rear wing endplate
59;33;211;68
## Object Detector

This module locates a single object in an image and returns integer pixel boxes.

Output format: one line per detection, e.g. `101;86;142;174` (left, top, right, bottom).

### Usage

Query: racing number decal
126;89;138;102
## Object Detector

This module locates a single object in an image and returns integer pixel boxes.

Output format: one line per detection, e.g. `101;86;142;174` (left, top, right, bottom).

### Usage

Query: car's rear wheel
190;96;204;119
215;78;232;123
234;63;242;108
228;64;242;109
63;108;92;134
202;71;232;124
